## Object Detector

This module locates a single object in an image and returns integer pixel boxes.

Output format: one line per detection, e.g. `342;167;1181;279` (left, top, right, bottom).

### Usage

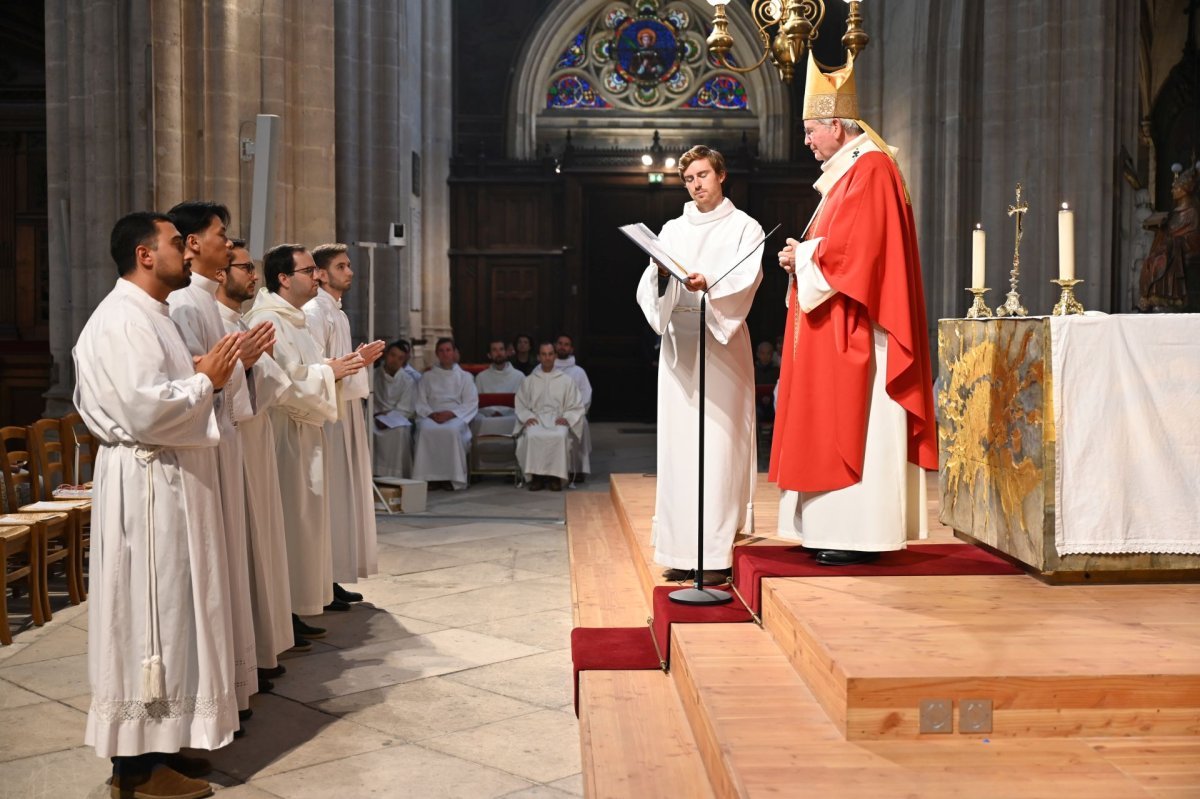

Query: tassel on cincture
141;655;166;703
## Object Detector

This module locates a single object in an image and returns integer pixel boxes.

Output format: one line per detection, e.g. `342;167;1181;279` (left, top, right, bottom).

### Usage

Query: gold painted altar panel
936;319;1053;568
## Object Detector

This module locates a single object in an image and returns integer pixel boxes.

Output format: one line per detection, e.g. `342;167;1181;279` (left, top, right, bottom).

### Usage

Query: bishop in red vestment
769;54;937;566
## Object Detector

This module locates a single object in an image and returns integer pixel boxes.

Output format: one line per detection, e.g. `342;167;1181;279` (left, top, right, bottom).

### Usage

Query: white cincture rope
134;445;164;704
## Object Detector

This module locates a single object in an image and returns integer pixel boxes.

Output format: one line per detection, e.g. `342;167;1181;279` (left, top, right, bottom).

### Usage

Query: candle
1058;203;1075;280
971;224;985;289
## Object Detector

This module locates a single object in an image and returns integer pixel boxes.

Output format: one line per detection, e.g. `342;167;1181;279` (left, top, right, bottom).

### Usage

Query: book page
619;223;690;282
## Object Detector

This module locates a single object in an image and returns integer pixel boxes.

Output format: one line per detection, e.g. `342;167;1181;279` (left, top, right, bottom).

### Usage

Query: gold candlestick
1051;278;1084;315
995;183;1029;317
965;287;992;318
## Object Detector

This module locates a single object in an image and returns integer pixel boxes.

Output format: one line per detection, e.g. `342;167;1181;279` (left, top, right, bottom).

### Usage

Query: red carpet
651;585;754;667
571;626;661;714
732;543;1025;615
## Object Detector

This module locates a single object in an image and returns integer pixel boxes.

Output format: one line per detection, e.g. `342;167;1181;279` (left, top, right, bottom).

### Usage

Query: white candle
1058;203;1075;280
971;224;985;289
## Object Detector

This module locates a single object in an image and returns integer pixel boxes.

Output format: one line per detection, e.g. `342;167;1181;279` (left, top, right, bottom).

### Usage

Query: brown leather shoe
699;569;732;586
109;763;213;799
548;477;562;492
528;476;545;491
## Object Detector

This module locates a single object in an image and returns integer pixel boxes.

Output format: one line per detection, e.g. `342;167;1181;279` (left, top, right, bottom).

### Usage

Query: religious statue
1139;162;1199;312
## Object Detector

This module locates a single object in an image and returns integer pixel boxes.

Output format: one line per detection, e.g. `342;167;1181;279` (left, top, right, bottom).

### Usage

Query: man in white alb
515;342;585;491
167;201;273;718
216;238;298;678
472;338;524;470
305;243;385;608
635;145;764;584
243;244;364;639
413;338;479;490
553;334;593;479
373;340;417;478
76;212;240;797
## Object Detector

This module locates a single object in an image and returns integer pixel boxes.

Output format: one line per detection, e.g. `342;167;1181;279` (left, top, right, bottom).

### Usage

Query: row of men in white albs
372;334;593;492
73;202;399;778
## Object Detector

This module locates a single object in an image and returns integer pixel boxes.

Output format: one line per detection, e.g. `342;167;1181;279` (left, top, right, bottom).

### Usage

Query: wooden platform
763;576;1200;739
569;474;1200;798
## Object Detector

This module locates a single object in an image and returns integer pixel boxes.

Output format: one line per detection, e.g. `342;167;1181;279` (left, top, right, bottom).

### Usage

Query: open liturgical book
620;222;780;286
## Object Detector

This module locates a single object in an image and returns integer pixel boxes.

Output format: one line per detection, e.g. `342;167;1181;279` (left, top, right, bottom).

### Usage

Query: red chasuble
769;150;937;492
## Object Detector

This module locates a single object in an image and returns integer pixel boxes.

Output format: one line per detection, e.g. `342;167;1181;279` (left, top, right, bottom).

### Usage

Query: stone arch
506;0;791;161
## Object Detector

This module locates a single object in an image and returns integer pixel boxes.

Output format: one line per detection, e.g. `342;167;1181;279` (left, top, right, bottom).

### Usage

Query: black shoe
258;664;286;679
234;726;245;739
323;598;351;612
528;476;545;491
699;569;732;586
661;568;692;582
238;708;253;722
258;677;274;693
333;583;363;603
158;752;213;778
290;636;313;652
293;615;327;638
548;477;563;492
815;549;880;566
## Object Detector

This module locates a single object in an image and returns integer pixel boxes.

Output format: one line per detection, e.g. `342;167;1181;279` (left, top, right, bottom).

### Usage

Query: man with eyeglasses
304;244;385;609
244;244;365;646
216;240;297;685
167;201;274;725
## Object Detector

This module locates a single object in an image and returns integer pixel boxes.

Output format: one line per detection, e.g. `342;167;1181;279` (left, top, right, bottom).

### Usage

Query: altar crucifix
996;182;1030;317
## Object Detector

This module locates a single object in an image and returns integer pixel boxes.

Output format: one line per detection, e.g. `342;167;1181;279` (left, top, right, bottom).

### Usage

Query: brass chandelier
706;0;869;84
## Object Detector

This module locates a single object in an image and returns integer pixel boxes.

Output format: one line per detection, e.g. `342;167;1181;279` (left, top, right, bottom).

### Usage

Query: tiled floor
0;422;655;798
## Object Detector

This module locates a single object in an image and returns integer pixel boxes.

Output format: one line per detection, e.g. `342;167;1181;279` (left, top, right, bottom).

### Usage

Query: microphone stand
669;225;779;606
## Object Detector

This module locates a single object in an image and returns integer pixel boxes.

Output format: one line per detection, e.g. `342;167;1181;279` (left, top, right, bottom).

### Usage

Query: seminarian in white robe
218;301;295;669
413;365;479;490
305;287;377;581
76;279;238;757
244;288;339;615
168;273;257;709
553;356;593;475
373;364;416;478
635;196;763;570
514;367;585;483
473;361;524;441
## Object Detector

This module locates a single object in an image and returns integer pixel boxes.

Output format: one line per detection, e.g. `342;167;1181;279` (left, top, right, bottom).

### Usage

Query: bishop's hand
683;273;708;292
778;237;800;275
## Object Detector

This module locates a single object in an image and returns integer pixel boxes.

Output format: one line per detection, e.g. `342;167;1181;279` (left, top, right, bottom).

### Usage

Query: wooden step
567;490;716;798
670;623;1169;798
566;491;649;628
579;670;715;799
761;575;1200;740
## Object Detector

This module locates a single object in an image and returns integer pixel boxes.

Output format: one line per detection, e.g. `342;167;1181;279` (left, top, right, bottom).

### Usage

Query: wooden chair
23;419;89;604
0;425;36;513
0;523;42;645
28;418;65;501
9;511;79;621
470;392;521;485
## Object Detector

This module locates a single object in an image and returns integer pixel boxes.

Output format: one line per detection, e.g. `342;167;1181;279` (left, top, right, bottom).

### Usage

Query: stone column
419;0;454;360
44;0;155;413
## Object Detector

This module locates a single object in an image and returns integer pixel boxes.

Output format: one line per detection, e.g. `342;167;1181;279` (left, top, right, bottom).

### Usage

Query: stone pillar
419;0;454;363
45;0;155;413
45;0;337;410
334;0;409;346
